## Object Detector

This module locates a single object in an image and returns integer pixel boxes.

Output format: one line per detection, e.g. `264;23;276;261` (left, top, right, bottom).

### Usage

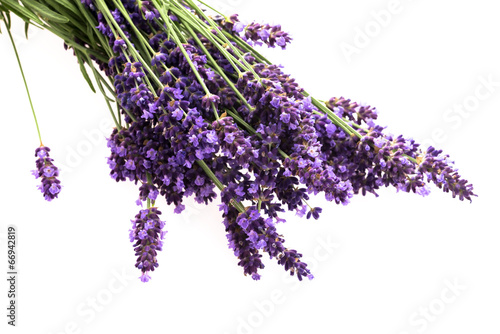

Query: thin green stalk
3;13;42;145
183;0;260;80
166;1;246;76
196;0;227;19
112;0;156;56
146;172;154;207
304;92;359;138
185;23;255;112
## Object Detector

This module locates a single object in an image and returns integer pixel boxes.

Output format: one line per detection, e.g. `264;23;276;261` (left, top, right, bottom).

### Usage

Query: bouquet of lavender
0;0;475;282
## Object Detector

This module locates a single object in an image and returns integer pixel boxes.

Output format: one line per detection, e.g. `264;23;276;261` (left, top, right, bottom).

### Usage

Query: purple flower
140;273;151;282
141;109;154;120
138;230;148;239
148;188;159;201
233;22;246;33
188;134;199;147
251;273;261;280
172;88;184;100
280;113;290;123
145;219;155;230
238;217;250;230
36;148;48;158
326;123;337;136
116;146;127;157
270;97;280;108
162;175;171;186
146;148;157;160
255;239;267;249
258;29;270;40
174;204;185;214
296;205;307;218
306;207;322;220
206;130;218;144
201;94;220;110
194;176;205;186
125;159;136;170
307;146;319;158
172;108;183;120
113;38;127;53
128;229;135;242
416;185;431;197
43;166;56;177
224;132;236;144
49;184;61;195
247;230;259;243
374;137;386;148
276;36;286;47
298;159;308;168
144;11;156;21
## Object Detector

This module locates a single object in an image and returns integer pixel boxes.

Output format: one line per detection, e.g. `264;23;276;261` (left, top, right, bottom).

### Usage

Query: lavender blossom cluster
32;146;62;201
77;0;475;282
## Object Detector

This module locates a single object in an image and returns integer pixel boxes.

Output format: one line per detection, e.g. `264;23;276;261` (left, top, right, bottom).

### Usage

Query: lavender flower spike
129;207;167;282
32;146;62;201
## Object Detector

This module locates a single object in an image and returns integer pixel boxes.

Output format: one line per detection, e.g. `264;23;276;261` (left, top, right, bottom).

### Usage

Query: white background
1;0;499;333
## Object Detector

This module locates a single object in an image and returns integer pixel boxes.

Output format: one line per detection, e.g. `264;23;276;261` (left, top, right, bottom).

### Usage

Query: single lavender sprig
2;13;64;201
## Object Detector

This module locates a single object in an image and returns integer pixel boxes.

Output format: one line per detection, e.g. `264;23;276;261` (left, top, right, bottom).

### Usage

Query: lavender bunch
0;0;475;282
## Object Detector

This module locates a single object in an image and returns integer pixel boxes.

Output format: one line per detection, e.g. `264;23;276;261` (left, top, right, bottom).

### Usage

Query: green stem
195;0;227;19
186;24;254;112
3;12;42;145
183;0;260;80
146;172;153;207
112;0;156;56
167;1;245;75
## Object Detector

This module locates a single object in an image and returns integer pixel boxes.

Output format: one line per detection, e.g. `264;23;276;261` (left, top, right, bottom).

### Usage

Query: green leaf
24;20;29;38
21;0;69;23
86;21;97;49
75;52;96;93
51;0;80;18
0;0;44;25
